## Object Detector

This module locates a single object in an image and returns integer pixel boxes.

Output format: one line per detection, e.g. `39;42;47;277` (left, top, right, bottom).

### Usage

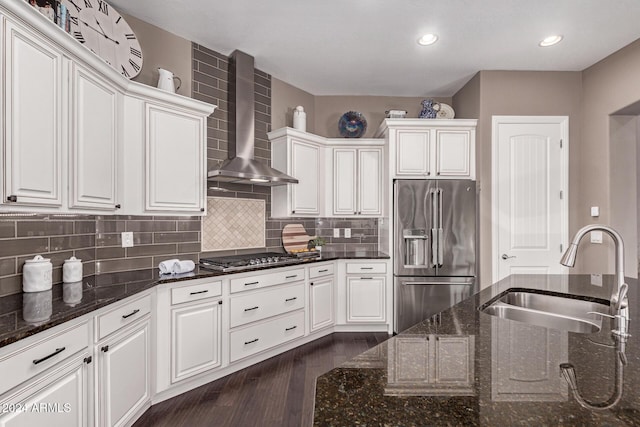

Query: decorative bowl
338;111;367;138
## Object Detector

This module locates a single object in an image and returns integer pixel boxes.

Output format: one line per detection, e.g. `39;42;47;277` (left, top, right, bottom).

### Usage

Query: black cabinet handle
101;345;109;352
244;338;259;345
285;297;297;302
84;356;92;364
190;290;209;295
200;208;205;212
244;306;259;312
6;195;17;203
122;309;140;319
244;281;259;286
285;275;298;279
285;326;297;331
360;277;373;280
115;204;121;209
360;267;374;270
292;210;296;214
218;300;222;305
319;269;329;273
310;282;314;286
33;347;66;365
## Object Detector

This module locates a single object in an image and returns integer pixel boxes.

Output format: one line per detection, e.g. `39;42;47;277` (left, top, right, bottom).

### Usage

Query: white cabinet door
70;63;119;210
171;300;222;383
290;139;320;215
358;148;382;215
145;103;205;212
435;129;471;177
395;130;430;176
309;277;335;331
333;148;357;215
97;319;151;427
346;276;386;323
0;352;91;427
3;20;63;207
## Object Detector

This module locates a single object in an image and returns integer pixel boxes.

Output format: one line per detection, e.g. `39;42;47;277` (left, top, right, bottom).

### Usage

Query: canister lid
64;256;82;264
24;255;51;264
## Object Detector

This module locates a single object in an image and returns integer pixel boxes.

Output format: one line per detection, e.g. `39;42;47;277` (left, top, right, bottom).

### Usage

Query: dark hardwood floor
133;332;389;427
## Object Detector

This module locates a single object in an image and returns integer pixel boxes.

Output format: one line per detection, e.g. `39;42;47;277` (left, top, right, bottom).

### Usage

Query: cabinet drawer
0;320;89;394
229;268;305;294
309;263;334;279
229;310;304;362
96;293;152;340
171;280;222;305
346;262;387;274
229;283;305;328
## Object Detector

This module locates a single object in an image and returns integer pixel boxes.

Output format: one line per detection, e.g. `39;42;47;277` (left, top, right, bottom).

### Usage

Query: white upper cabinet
3;18;63;208
0;3;216;215
69;62;120;210
270;128;324;217
376;119;477;180
145;103;206;212
332;145;383;216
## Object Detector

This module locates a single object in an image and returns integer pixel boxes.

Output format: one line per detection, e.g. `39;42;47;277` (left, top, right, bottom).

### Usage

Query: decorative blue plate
338;111;367;138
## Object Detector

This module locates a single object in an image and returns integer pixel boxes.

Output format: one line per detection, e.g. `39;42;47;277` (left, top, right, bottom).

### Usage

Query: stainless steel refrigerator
394;179;476;333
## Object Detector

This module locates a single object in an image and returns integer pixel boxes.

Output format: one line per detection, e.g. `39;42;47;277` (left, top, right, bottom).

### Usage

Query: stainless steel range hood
207;50;298;186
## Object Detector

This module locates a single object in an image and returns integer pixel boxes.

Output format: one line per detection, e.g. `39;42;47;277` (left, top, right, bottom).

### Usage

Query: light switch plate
333;228;340;238
344;228;351;238
590;230;603;244
590;206;600;217
121;232;134;248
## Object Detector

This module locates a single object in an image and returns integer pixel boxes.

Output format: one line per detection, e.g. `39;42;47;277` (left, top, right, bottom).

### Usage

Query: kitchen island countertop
314;274;640;426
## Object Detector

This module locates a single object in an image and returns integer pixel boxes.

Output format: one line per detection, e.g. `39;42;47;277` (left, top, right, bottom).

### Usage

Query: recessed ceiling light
539;35;563;47
417;34;438;46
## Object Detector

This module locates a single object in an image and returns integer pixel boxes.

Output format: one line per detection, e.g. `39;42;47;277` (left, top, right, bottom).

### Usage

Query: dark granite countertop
314;274;640;426
0;251;389;349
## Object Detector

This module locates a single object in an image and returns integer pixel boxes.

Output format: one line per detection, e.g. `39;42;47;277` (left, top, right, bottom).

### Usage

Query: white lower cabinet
229;310;305;363
309;276;335;332
96;318;151;427
346;276;386;323
0;351;92;427
171;300;222;383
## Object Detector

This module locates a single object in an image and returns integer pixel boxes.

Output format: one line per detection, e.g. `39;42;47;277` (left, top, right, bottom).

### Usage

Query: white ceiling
109;0;640;97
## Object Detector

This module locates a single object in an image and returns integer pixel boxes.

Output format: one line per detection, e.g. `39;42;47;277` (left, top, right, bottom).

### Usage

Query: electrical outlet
121;232;134;248
590;230;603;244
591;273;603;287
344;228;351;238
333;228;340;238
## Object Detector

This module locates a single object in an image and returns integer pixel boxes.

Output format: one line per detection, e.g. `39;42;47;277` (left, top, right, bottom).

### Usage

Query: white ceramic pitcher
157;68;182;93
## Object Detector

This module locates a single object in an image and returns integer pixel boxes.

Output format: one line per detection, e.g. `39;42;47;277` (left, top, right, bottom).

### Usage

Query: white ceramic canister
22;255;53;293
293;106;306;132
63;256;82;283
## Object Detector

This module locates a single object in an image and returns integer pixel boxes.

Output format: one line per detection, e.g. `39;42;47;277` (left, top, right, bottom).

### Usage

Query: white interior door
492;116;568;282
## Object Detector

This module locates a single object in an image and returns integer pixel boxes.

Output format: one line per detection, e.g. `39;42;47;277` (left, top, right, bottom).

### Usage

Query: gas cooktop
199;252;319;272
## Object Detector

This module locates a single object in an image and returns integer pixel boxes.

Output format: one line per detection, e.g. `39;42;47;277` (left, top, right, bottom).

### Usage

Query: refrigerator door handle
437;189;444;267
400;279;474;286
430;189;438;267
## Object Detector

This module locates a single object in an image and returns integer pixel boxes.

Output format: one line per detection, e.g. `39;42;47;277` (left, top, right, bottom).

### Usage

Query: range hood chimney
207;50;298;186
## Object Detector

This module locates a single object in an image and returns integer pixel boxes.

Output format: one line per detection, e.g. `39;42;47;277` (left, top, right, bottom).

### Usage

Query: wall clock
61;0;143;79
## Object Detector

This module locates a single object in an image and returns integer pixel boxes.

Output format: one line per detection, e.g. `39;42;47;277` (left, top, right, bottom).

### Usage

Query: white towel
158;259;179;274
173;260;195;274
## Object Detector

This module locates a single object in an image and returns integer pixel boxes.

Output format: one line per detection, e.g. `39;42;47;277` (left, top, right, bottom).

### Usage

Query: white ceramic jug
157;68;182;93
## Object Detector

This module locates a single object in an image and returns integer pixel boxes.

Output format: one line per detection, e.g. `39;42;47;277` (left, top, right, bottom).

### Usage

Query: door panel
437;180;476;277
494;117;568;282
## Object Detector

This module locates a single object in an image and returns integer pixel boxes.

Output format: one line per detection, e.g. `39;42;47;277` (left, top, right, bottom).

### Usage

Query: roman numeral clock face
62;0;143;79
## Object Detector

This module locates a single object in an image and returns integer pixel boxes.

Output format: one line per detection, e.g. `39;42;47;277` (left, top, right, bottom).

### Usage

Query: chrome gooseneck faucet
560;224;630;339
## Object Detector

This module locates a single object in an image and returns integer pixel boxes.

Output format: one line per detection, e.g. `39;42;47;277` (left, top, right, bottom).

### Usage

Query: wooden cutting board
282;224;313;253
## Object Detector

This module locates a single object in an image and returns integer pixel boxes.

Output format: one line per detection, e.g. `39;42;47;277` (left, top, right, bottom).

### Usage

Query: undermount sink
480;289;610;334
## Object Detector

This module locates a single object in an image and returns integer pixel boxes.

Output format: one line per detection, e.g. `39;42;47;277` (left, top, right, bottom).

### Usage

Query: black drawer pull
360;267;374;270
285;297;297;302
244;338;259;345
84;356;92;364
33;347;66;365
244;306;259;312
190;290;209;295
318;269;329;273
285;275;298;279
285;326;297;331
244;281;259;286
360;277;373;280
6;195;17;203
122;309;140;319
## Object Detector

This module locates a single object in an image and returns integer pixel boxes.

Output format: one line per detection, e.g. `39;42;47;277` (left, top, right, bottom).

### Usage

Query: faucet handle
612;283;629;311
